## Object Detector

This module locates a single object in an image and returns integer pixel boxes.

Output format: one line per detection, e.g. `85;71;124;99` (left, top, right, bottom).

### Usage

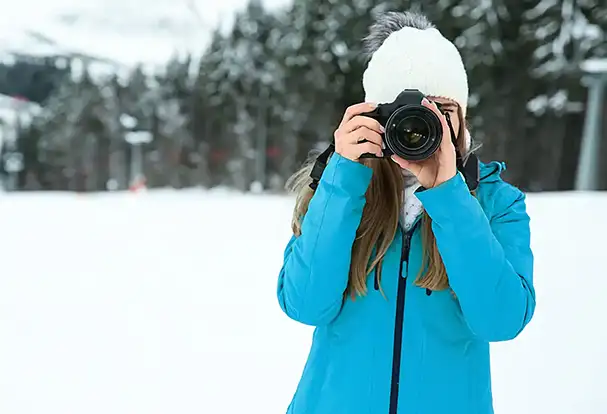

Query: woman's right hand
334;103;384;162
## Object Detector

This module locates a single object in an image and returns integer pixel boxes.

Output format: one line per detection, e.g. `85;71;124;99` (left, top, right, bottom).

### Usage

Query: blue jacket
277;152;536;414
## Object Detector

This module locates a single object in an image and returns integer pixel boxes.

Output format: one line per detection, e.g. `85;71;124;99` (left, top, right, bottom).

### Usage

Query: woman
277;11;536;414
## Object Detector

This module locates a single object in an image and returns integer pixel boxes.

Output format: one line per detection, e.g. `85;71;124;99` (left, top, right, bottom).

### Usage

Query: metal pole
130;143;142;186
575;76;606;191
8;169;16;191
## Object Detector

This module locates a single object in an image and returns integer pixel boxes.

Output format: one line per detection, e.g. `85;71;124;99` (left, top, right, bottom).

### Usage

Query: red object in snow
129;177;147;193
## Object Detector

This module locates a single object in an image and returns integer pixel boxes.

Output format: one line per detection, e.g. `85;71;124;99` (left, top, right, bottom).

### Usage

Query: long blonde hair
285;107;470;298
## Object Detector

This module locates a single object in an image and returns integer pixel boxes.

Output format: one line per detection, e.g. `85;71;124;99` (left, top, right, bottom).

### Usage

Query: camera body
361;89;445;161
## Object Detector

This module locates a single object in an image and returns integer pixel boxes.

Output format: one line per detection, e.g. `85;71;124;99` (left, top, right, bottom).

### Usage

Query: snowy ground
0;189;605;413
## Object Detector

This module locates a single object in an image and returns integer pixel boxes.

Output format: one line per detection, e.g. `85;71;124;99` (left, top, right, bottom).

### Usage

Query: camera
361;89;445;161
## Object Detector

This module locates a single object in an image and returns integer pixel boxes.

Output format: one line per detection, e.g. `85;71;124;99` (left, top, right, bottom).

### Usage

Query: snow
0;0;291;69
0;94;42;146
581;58;607;74
0;190;605;413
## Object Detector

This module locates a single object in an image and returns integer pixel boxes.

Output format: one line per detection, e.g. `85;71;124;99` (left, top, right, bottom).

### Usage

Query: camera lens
394;116;429;150
384;105;443;161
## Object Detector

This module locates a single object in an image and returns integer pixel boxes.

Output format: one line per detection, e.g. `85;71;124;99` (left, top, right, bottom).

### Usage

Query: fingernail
380;125;386;133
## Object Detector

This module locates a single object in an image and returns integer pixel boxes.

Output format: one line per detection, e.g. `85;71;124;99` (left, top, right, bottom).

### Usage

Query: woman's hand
390;98;457;188
334;103;384;162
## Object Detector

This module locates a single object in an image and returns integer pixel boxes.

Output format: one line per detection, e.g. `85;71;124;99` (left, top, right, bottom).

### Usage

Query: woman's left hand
391;98;457;189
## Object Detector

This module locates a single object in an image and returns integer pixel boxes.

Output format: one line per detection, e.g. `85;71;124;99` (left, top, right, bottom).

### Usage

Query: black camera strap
309;143;335;190
445;112;480;192
309;115;479;191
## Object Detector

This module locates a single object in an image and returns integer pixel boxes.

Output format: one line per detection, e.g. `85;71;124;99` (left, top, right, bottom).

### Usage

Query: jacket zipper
388;223;416;414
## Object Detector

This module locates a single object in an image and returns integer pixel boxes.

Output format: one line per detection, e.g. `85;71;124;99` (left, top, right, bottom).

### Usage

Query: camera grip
356;109;386;159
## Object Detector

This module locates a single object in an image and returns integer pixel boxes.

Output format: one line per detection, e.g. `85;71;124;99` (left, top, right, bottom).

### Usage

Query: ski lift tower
575;59;607;191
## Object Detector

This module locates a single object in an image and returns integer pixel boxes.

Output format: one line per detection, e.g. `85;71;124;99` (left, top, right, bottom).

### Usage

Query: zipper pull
402;231;414;277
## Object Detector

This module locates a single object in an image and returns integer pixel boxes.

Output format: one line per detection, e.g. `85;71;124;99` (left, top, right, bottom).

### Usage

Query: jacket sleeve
415;172;536;342
277;152;372;326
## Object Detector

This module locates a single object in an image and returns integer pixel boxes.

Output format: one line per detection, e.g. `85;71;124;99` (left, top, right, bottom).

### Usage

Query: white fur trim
363;27;469;116
402;179;423;231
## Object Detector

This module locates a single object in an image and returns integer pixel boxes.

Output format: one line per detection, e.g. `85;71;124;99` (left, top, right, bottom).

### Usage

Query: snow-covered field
0;190;605;414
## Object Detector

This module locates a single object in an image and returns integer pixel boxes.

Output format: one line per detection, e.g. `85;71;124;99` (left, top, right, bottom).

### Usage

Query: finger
421;98;443;119
343;115;384;135
354;141;383;158
346;128;382;147
439;126;456;152
391;155;422;175
390;155;409;169
422;98;451;143
339;102;377;128
421;97;441;116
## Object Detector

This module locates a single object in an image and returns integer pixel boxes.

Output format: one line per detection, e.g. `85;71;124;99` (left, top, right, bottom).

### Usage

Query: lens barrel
384;105;443;161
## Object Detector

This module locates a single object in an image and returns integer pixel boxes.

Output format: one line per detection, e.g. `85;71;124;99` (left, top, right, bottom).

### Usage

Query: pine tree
33;62;124;191
275;0;368;166
191;31;230;187
33;71;80;190
9;0;604;193
13;121;43;190
528;0;607;189
149;56;194;188
193;0;286;190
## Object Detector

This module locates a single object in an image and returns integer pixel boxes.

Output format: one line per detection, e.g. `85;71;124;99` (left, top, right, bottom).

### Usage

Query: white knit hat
362;26;469;117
